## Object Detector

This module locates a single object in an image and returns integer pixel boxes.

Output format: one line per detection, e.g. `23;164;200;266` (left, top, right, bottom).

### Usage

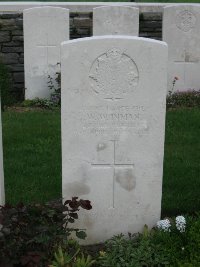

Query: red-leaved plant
0;197;92;267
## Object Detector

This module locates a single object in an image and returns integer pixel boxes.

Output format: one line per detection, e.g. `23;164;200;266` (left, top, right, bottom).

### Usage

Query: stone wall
0;13;24;101
0;11;162;102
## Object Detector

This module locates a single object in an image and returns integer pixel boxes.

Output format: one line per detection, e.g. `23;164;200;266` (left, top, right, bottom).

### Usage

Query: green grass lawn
2;108;200;217
2;109;62;204
162;108;200;216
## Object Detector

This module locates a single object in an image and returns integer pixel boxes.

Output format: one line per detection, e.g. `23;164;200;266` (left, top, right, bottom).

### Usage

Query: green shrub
21;97;57;109
98;231;172;267
167;89;200;109
48;65;61;106
98;215;200;267
0;197;92;266
50;241;95;267
182;213;200;265
0;63;13;110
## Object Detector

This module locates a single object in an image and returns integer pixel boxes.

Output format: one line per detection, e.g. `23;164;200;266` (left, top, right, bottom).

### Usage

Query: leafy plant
0;197;92;266
49;245;80;267
73;254;95;267
49;240;95;267
167;89;200;108
99;215;200;267
48;63;61;106
21;98;56;109
98;230;171;267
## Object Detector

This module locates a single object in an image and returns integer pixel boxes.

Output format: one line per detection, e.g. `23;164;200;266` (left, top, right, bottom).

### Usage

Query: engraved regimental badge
176;10;196;32
89;48;139;101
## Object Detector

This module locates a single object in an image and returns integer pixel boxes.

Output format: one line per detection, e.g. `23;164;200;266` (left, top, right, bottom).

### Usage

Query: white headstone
93;6;139;36
61;36;167;244
24;7;69;99
163;5;200;92
0;100;4;205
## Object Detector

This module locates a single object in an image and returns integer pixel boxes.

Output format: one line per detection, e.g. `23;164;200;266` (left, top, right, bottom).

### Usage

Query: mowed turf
2;108;200;216
162;108;200;216
2;109;62;204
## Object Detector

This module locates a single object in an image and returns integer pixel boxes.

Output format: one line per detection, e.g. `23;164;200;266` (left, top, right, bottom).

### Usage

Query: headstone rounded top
61;35;167;47
23;6;69;16
93;5;139;36
93;5;139;11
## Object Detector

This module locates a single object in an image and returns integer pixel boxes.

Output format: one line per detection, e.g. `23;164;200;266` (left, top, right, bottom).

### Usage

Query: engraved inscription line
91;140;134;208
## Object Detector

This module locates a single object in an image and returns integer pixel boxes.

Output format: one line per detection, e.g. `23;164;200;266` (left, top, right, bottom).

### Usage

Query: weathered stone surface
24;7;69;99
140;21;162;29
0;19;16;27
0;31;10;43
13;83;24;89
13;72;24;82
12;36;23;42
19;57;24;64
163;5;200;91
0;13;20;19
3;41;21;47
12;30;23;36
0;99;5;205
2;46;23;53
0;52;19;64
61;36;167;244
74;17;92;28
142;12;162;21
93;6;139;36
76;28;91;36
7;64;24;72
15;18;23;26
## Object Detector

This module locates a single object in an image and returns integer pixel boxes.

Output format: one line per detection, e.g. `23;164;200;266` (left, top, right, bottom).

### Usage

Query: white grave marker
24;7;69;99
0;99;4;205
93;6;139;36
163;5;200;92
61;36;167;244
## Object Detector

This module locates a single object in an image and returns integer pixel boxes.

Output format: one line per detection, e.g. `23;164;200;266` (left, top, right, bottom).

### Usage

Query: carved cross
174;49;198;85
36;32;57;66
174;49;197;64
91;140;134;208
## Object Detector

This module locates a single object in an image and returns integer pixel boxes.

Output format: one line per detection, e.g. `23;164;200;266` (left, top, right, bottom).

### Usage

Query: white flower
156;219;171;232
176;215;186;233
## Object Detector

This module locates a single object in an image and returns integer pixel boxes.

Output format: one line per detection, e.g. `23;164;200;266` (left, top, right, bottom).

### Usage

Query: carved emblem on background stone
89;48;139;100
176;10;196;32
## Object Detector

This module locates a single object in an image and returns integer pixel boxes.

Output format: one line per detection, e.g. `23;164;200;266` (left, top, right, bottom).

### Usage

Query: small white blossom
176;215;186;233
156;219;171;232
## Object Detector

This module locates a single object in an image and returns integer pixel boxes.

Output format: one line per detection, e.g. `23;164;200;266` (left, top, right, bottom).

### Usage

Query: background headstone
61;36;167;244
163;5;200;92
0;99;5;205
24;7;69;99
93;6;139;36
